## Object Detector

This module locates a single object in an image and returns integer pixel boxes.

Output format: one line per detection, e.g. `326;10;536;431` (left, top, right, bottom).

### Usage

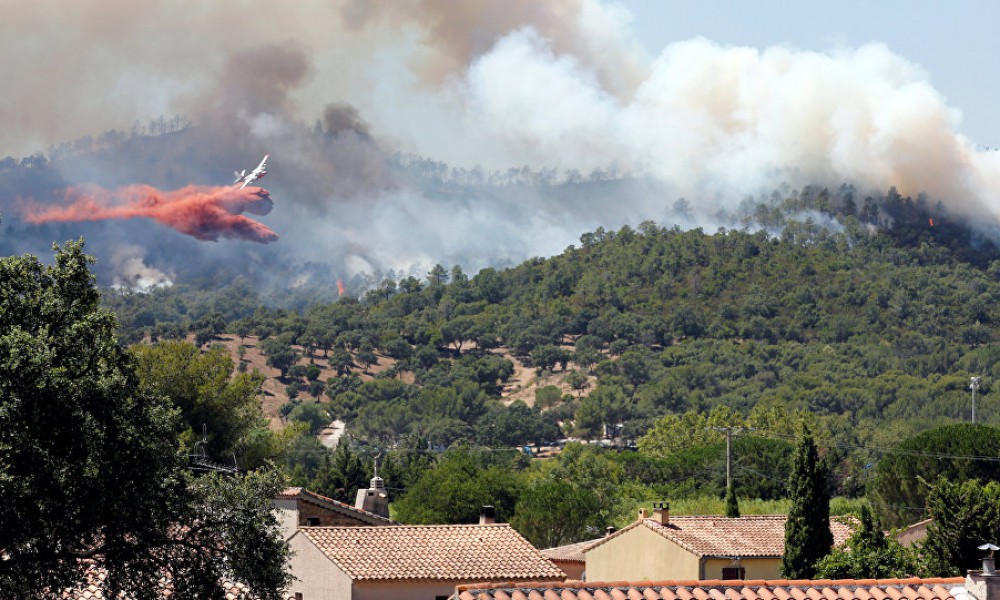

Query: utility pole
710;426;744;491
971;377;982;424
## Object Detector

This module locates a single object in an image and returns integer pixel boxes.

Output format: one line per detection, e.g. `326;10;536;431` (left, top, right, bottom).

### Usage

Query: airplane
233;154;269;189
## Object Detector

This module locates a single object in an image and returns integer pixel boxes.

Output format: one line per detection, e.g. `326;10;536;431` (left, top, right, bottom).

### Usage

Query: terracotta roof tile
298;523;564;582
757;588;777;600
64;568;296;600
542;538;604;563
587;516;853;559
453;579;968;600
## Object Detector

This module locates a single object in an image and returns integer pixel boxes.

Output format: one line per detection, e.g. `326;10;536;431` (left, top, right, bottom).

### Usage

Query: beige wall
274;498;300;540
286;533;354;599
701;557;781;580
585;524;700;582
355;580;459;600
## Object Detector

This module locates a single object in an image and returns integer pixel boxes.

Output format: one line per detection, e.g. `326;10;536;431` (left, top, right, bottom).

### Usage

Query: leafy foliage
0;242;289;599
920;478;1000;576
814;504;917;578
868;424;1000;528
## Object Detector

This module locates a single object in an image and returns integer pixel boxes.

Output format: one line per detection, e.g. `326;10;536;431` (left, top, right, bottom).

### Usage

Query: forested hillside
101;184;1000;531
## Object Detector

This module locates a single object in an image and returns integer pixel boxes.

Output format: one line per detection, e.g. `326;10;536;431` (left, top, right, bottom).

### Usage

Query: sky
6;1;1000;287
621;0;1000;145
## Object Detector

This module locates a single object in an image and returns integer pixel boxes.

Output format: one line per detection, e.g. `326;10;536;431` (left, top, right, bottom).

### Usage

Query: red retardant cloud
21;184;278;243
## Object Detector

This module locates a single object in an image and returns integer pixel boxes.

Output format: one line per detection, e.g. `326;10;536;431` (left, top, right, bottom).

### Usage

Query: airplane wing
252;154;269;176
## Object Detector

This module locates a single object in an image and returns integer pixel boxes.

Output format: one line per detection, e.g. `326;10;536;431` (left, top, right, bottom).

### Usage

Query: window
722;567;745;580
305;517;321;526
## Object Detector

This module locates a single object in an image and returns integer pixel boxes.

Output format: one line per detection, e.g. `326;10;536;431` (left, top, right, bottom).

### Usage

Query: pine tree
725;484;741;518
781;428;833;578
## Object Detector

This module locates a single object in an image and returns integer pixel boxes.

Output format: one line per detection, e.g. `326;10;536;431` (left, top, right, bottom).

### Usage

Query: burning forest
3;2;1000;294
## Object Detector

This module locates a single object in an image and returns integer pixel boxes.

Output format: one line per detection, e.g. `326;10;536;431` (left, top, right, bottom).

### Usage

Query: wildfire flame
337;278;346;297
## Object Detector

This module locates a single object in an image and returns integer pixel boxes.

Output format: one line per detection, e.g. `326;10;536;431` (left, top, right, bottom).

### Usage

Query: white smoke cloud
109;244;173;291
458;34;993;219
6;0;1000;285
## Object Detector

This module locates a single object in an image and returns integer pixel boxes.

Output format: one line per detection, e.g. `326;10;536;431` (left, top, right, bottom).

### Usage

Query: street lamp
971;376;982;424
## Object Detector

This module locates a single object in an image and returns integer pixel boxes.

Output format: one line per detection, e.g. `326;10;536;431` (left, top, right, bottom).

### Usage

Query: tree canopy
0;242;289;599
781;429;833;578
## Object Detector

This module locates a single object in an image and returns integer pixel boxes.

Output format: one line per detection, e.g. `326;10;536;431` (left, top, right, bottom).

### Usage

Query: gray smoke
2;1;999;290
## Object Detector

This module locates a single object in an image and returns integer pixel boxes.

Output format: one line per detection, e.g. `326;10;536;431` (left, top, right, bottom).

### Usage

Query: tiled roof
64;567;295;599
587;516;853;559
541;538;602;563
455;577;967;600
278;486;394;525
297;523;566;582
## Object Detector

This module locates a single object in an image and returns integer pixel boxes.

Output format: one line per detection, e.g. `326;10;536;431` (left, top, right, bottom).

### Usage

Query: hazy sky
8;0;1000;287
621;0;1000;145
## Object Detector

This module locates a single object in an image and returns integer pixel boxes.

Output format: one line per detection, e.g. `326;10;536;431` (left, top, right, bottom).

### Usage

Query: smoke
5;1;1000;290
21;185;277;244
109;244;173;290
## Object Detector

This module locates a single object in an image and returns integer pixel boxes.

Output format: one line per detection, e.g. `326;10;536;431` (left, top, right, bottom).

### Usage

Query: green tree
869;424;1000;528
132;341;271;467
287;401;330;435
781;429;833;578
310;441;369;503
725;485;740;518
391;448;523;524
814;504;917;578
921;478;1000;576
0;242;289;598
263;342;298;379
511;480;600;548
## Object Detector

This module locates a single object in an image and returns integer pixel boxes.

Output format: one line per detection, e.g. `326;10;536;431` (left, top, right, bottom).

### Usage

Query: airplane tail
233;169;245;184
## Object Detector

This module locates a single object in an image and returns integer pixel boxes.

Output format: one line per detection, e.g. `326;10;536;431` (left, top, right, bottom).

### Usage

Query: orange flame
337;279;346;297
929;218;935;227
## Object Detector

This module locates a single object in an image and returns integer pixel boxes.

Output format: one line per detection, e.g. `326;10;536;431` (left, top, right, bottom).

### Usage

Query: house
584;504;853;582
540;538;601;581
285;523;566;600
898;518;933;547
454;576;969;600
274;487;394;539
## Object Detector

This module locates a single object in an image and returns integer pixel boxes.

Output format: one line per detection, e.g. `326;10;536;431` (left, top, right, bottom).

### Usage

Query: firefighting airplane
233;154;268;189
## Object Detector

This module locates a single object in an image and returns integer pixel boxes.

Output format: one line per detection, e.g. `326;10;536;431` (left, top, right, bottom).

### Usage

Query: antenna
188;423;239;476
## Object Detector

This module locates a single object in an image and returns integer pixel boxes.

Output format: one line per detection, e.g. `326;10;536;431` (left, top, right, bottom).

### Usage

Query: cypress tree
725;484;741;518
781;428;833;578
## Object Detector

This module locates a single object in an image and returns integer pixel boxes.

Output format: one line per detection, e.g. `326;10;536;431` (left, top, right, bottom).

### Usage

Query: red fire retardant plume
21;184;278;243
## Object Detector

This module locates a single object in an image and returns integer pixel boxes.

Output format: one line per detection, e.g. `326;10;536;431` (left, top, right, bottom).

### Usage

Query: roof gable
297;523;565;582
586;516;853;558
278;487;394;526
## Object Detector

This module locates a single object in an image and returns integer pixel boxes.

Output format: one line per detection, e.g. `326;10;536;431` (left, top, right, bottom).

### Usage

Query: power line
752;429;1000;463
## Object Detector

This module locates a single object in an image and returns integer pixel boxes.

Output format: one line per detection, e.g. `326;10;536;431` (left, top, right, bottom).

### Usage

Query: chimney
605;526;617;537
638;507;649;520
354;461;389;518
651;501;670;525
479;505;496;525
965;543;1000;600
